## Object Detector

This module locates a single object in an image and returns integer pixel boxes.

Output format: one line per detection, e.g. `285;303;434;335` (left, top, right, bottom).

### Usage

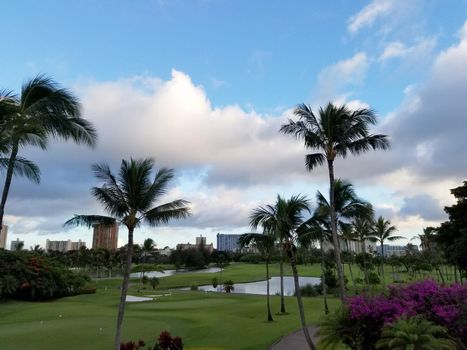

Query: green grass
0;287;339;350
0;262;451;350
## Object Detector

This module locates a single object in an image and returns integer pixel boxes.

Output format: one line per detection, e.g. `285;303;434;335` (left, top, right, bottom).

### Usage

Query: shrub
120;340;145;350
376;316;456;350
296;284;319;297
368;271;380;285
150;277;160;290
319;280;467;349
223;280;234;293
239;253;261;264
212;277;218;288
153;331;183;350
190;284;198;291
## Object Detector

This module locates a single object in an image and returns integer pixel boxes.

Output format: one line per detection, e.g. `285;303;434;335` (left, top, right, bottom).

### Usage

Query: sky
1;0;467;249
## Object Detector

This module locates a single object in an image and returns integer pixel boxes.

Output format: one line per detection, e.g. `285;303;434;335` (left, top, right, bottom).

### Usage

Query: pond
186;276;321;296
130;267;222;278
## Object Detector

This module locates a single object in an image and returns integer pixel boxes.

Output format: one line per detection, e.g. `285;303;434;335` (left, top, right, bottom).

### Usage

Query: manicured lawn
0;288;339;350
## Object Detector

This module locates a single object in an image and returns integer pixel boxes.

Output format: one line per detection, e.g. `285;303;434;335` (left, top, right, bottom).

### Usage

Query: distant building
157;246;172;257
71;240;86;250
216;233;243;252
46;239;86;252
376;244;418;257
92;223;118;250
322;238;376;254
10;238;24;251
176;235;214;253
0;225;7;249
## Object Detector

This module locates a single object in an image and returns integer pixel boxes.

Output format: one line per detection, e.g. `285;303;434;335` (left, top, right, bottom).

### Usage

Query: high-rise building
10;238;24;251
46;239;86;252
196;235;207;245
0;225;7;249
216;233;243;252
92;223;118;250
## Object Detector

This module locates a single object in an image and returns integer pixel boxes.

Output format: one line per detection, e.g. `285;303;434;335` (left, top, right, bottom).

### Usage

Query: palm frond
64;215;117;228
0;156;41;183
305;153;326;171
143;199;191;226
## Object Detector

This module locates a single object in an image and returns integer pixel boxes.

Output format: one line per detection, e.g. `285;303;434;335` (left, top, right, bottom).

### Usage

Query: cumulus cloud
399;194;445;221
348;0;396;34
313;52;369;103
379;38;436;62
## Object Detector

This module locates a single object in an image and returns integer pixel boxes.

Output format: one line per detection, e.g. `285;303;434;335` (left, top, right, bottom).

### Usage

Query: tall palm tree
64;158;190;350
251;195;317;350
352;215;374;287
280;102;390;301
298;214;331;315
411;227;445;284
250;197;287;314
315;179;372;292
0;76;97;229
239;232;275;322
369;216;403;289
139;238;156;290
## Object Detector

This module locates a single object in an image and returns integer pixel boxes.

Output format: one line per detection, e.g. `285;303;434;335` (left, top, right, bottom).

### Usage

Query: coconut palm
239;232;275;321
412;227;446;284
369;216;403;289
298;214;331;315
376;317;456;350
280;102;390;300
140;238;156;287
315;179;373;292
64;158;190;350
352;215;374;287
0;76;97;229
251;194;317;350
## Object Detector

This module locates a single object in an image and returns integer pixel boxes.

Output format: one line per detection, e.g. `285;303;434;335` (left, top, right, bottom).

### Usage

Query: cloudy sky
1;0;467;249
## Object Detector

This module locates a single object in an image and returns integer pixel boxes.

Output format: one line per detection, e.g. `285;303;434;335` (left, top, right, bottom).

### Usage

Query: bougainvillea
338;281;467;349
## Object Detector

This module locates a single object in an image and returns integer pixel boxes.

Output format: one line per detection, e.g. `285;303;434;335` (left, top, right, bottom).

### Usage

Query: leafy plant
223;280;234;293
376;316;456;350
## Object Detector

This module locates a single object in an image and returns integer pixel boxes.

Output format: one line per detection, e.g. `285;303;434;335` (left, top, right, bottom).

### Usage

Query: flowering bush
319;280;467;350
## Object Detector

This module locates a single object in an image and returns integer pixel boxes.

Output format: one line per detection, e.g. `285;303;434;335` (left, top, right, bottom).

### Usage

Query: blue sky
2;0;467;249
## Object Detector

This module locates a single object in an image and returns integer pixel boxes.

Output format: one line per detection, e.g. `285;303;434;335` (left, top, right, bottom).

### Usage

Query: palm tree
0;76;97;229
412;227;445;284
280;102;390;301
315;179;372;293
352;215;374;287
239;232;275;321
251;194;317;350
376;317;456;350
140;238;156;288
369;216;403;289
298;214;331;315
64;158;190;350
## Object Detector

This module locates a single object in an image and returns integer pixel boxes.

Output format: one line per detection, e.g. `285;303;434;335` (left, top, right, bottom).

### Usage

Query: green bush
0;250;90;301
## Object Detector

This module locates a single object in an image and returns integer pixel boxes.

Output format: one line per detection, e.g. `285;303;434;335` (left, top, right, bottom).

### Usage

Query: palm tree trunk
345;241;357;294
362;240;369;287
266;259;273;322
280;245;286;313
320;239;329;315
327;159;345;301
380;240;385;289
114;227;134;350
0;143;19;229
288;246;317;350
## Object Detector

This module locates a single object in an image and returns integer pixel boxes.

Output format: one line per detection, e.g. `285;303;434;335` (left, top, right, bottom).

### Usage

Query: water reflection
191;276;321;296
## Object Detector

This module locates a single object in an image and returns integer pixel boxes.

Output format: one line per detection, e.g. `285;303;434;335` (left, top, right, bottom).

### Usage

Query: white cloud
379;38;436;62
348;0;396;34
314;52;369;103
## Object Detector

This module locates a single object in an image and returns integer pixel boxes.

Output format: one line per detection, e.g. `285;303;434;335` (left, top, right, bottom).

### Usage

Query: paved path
269;326;319;350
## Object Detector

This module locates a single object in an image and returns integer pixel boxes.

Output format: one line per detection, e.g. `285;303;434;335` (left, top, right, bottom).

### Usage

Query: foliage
189;284;198;291
296;284;319;297
212;277;218;288
120;340;145;350
150;277;160;290
239;253;262;264
223;280;235;293
0;250;90;301
322;280;467;349
376;316;456;350
152;331;183;350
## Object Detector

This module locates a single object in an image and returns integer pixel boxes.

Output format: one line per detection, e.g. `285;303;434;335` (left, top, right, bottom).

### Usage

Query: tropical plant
352;215;375;287
280;102;390;301
250;194;317;350
223;280;234;293
64;158;190;350
369;216;403;288
0;76;97;229
376;316;456;350
239;232;275;321
314;179;372;293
